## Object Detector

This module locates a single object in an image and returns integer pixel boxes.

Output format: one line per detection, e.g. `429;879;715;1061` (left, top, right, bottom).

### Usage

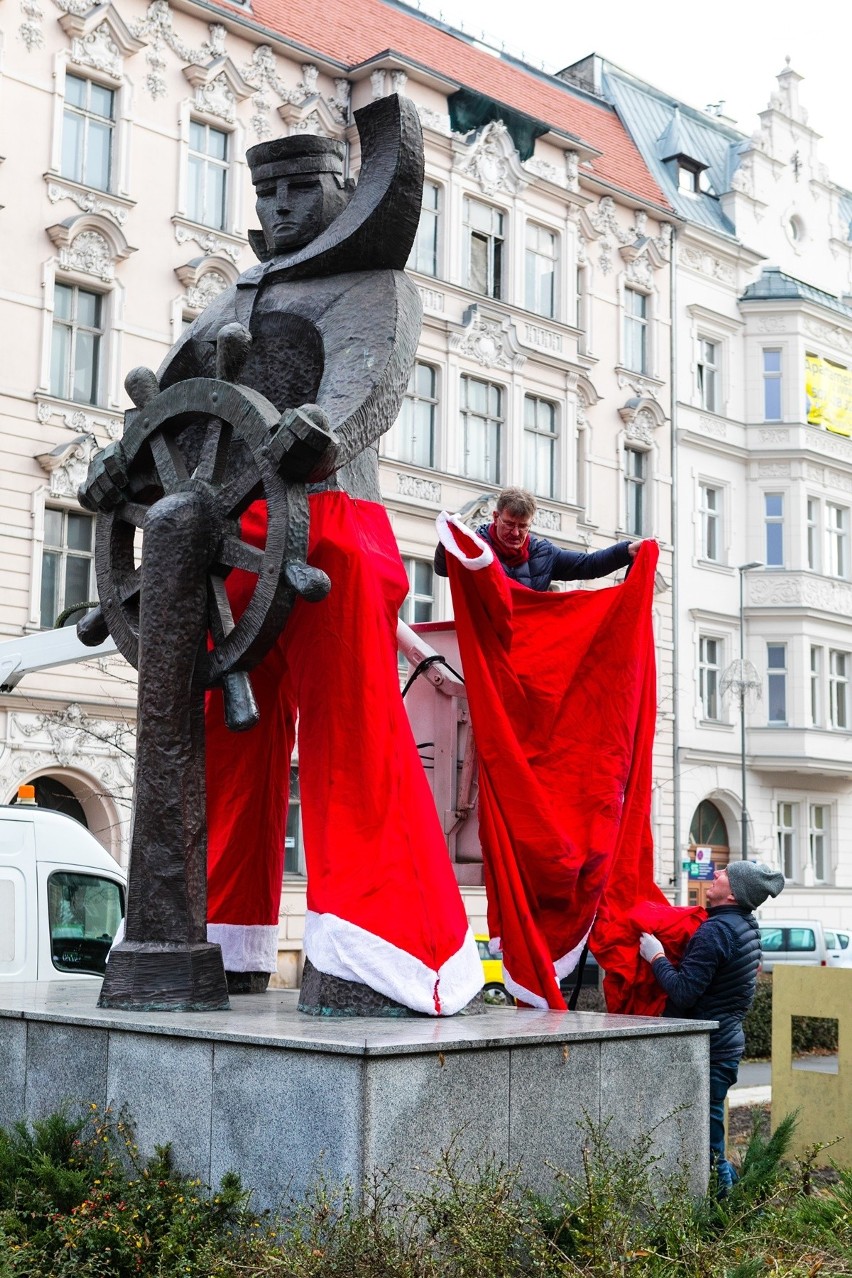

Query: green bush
2;1105;851;1277
743;974;839;1059
0;1105;270;1276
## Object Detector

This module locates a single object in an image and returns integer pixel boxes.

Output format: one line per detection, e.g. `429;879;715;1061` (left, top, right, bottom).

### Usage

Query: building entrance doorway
687;799;730;908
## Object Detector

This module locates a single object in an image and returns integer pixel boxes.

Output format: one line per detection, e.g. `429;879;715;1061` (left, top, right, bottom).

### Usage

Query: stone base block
98;941;229;1011
0;982;714;1210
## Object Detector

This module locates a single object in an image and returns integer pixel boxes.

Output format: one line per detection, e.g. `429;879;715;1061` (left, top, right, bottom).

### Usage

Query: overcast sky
415;0;852;191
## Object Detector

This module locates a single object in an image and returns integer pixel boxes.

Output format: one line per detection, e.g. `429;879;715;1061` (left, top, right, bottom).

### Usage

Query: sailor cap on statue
727;860;785;912
246;135;344;185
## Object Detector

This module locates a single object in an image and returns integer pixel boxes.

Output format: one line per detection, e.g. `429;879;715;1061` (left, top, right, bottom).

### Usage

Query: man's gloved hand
639;932;665;964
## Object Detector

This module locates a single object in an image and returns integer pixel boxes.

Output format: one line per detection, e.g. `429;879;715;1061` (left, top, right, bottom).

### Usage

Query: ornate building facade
562;56;852;923
0;0;677;981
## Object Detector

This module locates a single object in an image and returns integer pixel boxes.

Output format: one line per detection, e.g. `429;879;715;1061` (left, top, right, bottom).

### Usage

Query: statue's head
246;135;352;259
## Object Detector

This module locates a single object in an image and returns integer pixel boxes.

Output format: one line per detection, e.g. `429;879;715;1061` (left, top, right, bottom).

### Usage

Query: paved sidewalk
727;1055;838;1109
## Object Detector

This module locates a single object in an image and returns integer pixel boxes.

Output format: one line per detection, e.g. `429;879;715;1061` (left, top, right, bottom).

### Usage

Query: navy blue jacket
434;523;632;592
650;905;761;1063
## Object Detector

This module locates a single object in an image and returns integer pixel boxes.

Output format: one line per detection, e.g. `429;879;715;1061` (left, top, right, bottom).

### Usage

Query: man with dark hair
434;486;645;592
639;860;785;1191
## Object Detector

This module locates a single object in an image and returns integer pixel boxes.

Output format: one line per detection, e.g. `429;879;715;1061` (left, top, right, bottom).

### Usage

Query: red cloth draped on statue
204;492;482;1015
438;515;703;1013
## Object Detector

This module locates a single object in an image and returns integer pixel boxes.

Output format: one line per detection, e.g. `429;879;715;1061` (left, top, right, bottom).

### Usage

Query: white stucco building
0;0;678;981
562;56;852;925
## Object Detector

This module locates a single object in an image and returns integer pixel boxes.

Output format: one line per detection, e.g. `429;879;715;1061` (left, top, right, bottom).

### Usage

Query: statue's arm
307;271;422;480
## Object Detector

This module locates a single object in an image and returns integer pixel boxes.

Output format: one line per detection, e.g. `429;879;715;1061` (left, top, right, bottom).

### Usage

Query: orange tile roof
218;0;670;209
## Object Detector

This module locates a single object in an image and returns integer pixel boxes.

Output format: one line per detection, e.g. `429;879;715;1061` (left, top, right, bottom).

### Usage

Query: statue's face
255;176;329;254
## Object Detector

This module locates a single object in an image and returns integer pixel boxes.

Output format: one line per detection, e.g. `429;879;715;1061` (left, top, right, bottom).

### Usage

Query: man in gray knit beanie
638;861;784;1192
726;860;785;912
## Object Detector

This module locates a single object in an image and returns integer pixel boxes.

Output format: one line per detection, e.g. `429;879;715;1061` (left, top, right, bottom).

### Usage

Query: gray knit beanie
727;860;785;911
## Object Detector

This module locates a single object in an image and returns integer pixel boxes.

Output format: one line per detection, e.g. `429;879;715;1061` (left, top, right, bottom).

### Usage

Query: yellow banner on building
806;354;852;436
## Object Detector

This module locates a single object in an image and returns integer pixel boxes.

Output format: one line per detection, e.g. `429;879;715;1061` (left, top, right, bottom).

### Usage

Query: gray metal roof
740;267;852;319
600;66;741;238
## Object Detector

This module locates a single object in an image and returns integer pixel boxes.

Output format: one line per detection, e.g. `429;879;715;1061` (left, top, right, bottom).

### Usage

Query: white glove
639;932;665;964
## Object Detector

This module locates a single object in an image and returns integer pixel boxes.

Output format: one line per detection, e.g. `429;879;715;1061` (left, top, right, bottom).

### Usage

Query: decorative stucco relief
758;461;791;477
697;415;728;439
5;706;135;803
36;433;99;497
449;306;526;372
36;400;122;440
454;121;528;197
418;287;445;314
173;224;241;262
750;575;852;614
130;3;226;99
416;104;453;136
46;183;129;227
397;473;441;503
678;244;735;283
533;508;561;533
803;315;852;355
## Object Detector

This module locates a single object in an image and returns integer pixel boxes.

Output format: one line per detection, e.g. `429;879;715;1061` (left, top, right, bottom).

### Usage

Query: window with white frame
187;120;229;230
524;223;557;318
575;261;587;335
777;801;796;880
523;395;557;499
623;288;648;373
575;417;588;517
810;645;822;725
699;482;721;561
284;765;304;875
460;375;502;484
61;74;115;192
826;503;848;578
398;557;435;673
698;634;721;721
40;506;95;628
464;198;503;299
408;180;441;277
697;338;719;412
808;804;828;883
50;282;104;406
807;497;820;571
829;649;849;729
764;492;784;567
763;349;782;421
399;558;435;626
625;446;646;536
767;643;787;724
384;362;437;468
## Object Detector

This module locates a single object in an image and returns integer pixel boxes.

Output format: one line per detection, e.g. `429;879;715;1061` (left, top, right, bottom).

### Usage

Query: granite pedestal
0;982;714;1209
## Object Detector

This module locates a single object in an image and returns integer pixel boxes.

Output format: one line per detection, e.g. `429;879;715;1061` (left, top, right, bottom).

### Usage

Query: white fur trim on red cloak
436;511;494;570
207;923;279;973
304;910;483;1016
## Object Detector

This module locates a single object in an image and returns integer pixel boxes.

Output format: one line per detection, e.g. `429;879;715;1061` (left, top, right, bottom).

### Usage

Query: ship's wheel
86;329;330;726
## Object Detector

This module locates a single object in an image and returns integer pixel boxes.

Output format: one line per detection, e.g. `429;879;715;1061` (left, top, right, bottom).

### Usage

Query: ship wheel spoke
193;418;233;486
149;430;190;494
216;536;264;575
208;575;236;645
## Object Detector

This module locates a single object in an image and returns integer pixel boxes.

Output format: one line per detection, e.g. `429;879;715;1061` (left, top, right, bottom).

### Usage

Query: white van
758;918;837;972
0;796;126;983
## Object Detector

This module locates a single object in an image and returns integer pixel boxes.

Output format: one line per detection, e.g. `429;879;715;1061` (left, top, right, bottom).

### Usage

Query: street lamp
736;562;763;860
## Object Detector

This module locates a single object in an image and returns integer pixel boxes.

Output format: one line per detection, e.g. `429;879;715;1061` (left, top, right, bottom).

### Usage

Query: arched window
13;776;88;827
689;800;728;849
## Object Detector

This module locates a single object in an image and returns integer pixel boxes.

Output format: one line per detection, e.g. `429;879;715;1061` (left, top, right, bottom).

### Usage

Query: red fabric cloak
205;492;482;1014
438;515;703;1013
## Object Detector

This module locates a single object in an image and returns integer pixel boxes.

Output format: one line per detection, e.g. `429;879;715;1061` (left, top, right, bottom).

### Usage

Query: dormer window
678;161;701;193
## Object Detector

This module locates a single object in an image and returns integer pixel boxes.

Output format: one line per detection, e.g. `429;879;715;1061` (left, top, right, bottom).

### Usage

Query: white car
824;926;852;967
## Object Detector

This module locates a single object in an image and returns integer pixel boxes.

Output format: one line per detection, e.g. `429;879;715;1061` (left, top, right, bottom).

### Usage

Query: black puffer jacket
649;906;761;1063
434;524;632;592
